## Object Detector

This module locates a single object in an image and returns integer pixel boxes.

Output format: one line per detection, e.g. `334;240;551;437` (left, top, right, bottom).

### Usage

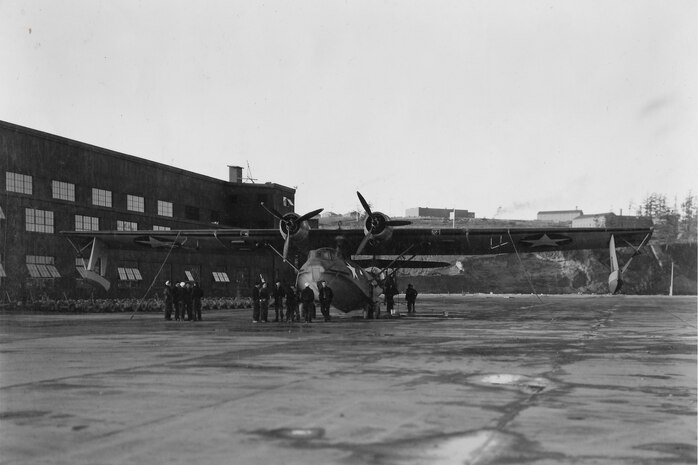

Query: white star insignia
521;234;569;247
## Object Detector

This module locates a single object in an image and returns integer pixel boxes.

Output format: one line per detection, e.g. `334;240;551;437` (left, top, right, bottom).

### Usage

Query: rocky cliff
396;243;696;295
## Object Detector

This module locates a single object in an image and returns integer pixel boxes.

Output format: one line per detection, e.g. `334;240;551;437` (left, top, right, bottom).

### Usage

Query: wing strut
265;244;299;273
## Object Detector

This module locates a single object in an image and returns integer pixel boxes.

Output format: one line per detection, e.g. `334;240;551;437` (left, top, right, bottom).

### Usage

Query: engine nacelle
363;211;394;243
279;213;310;243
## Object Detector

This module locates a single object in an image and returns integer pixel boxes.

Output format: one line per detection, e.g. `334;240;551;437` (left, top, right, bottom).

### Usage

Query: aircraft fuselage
296;248;378;312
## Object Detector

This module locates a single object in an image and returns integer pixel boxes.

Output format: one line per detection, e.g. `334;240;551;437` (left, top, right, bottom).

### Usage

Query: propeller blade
260;202;285;221
282;234;291;261
356;233;372;255
356;191;372;216
386;220;411;227
297;208;324;223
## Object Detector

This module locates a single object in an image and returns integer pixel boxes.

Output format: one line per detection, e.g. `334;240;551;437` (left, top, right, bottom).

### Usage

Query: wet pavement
0;294;696;464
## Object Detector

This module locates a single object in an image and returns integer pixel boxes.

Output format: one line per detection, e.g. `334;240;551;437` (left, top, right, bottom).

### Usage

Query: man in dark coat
183;282;193;321
384;275;398;318
318;280;333;322
272;280;285;322
164;281;174;320
259;282;270;322
301;283;315;323
405;284;418;314
192;282;204;321
252;282;261;323
286;283;299;322
173;282;183;321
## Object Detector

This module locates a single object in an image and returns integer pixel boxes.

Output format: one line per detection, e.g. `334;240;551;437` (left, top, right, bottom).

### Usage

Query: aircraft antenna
245;161;257;183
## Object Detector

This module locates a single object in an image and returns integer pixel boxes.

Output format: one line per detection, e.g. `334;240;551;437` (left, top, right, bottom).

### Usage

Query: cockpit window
308;248;336;260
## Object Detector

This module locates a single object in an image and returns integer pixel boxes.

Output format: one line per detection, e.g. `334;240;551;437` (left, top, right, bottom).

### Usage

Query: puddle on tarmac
250;427;551;464
477;373;555;394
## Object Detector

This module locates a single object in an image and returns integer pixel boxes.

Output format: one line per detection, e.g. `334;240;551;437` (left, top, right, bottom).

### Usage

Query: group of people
382;277;419;316
163;280;204;321
252;280;334;323
162;278;418;323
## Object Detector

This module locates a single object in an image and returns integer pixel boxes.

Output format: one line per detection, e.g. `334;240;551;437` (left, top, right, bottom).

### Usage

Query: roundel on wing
519;233;572;248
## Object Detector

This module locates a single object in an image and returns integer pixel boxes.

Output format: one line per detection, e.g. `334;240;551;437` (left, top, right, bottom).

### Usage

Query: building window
52;181;75;201
26;255;61;278
117;220;138;231
127;194;145;213
158;200;173;217
185;205;199;221
117;267;143;281
153;225;170;231
75;215;99;231
26;208;54;233
6;172;32;195
212;271;230;282
92;188;112;207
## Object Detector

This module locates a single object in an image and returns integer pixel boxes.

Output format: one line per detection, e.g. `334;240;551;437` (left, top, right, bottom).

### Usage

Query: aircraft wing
62;225;652;257
61;228;284;253
304;226;653;256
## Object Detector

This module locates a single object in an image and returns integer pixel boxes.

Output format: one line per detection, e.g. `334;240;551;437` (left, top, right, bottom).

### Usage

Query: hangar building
0;120;295;302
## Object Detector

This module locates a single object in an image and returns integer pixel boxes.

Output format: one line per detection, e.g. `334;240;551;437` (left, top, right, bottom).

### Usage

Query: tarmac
0;294;696;465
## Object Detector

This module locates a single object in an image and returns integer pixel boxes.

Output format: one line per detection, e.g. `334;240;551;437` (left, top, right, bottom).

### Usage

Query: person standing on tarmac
192;282;204;321
318;280;333;322
183;282;193;321
252;282;261;323
259;282;270;322
272;280;285;322
164;281;174;320
286;283;299;321
173;282;183;321
405;283;418;314
301;283;315;323
384;275;398;318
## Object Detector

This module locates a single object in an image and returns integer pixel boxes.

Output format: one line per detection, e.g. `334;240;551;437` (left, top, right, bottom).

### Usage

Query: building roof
537;210;583;214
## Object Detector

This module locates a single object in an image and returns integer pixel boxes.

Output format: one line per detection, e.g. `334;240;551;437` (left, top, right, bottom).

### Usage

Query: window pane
127;194;144;212
52;181;75;201
6;172;33;195
157;200;173;217
92;188;112;207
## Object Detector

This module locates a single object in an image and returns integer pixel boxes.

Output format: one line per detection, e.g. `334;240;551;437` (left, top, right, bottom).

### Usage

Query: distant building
572;213;653;229
536;210;583;223
405;207;475;219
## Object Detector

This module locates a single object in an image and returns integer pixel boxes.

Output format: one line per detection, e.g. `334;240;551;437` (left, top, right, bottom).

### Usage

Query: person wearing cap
182;282;193;321
272;280;285;322
252;282;261;323
259;282;270;322
173;282;183;321
301;282;315;323
192;282;204;321
285;283;299;322
405;284;418;314
164;281;174;320
318;280;333;322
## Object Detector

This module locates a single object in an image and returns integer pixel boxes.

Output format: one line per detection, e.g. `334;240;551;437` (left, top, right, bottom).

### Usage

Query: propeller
355;191;411;255
260;202;323;260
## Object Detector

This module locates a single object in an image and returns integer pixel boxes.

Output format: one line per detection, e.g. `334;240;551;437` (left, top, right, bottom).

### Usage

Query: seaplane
62;192;653;317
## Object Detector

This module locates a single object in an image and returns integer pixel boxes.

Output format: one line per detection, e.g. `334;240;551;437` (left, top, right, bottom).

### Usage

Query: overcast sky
1;0;696;219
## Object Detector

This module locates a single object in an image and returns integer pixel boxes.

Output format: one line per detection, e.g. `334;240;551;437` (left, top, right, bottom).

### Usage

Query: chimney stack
228;165;243;183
